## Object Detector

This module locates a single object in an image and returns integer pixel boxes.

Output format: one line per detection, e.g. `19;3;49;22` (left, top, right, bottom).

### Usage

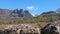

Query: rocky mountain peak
0;8;33;19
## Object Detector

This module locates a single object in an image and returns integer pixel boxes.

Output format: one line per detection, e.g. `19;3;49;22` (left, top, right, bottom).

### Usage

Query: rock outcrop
0;24;40;34
41;21;60;34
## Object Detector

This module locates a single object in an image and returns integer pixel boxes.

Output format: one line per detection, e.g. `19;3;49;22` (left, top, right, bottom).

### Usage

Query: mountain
41;8;60;15
39;11;59;21
0;8;11;19
41;11;56;14
0;8;33;19
41;11;58;17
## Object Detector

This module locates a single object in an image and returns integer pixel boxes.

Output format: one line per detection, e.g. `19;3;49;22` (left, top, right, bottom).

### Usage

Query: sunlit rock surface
0;24;40;34
41;21;60;34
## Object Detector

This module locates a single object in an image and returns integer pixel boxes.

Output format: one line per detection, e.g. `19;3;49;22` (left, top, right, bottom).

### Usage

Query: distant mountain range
40;10;60;21
0;8;60;20
0;8;33;19
41;8;60;15
41;11;57;14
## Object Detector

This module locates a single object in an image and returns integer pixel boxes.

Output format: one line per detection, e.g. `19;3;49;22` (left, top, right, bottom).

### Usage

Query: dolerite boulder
0;24;40;34
0;30;4;34
41;21;60;34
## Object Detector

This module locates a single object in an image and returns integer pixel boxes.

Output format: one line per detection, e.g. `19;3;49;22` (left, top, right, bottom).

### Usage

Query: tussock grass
0;26;6;29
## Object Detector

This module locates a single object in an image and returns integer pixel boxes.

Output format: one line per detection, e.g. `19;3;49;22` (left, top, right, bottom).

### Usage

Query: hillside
36;9;60;22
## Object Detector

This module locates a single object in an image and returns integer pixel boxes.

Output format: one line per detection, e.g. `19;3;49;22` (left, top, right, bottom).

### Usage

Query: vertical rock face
0;8;33;19
41;21;60;34
11;9;33;18
24;10;33;18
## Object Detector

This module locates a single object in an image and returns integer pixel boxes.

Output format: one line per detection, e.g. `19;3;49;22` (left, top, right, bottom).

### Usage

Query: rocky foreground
0;24;40;34
41;21;60;34
0;21;60;34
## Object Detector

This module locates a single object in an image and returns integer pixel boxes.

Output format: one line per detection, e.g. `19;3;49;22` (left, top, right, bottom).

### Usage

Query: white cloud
27;6;34;10
32;14;35;16
26;6;39;11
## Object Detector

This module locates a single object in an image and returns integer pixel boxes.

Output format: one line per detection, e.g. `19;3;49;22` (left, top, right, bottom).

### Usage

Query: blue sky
0;0;60;16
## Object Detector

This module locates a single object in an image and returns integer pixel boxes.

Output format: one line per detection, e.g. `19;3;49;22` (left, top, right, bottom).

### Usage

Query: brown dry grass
0;26;6;29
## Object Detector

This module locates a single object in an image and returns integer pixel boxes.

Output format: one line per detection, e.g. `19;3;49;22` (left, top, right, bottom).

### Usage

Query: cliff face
0;9;33;19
